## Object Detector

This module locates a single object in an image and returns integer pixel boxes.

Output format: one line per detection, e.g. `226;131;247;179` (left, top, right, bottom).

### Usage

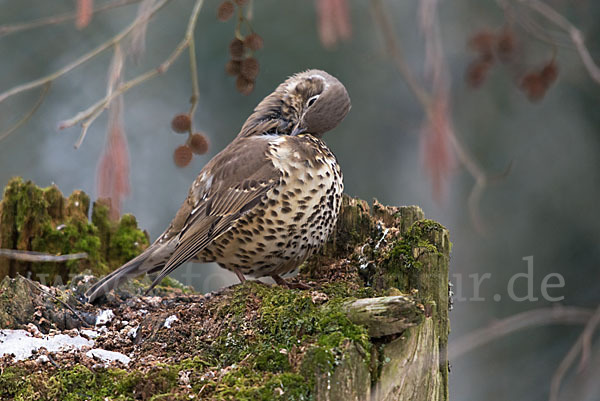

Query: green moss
155;276;194;294
108;214;149;267
379;219;446;294
213;368;309;401
195;281;371;398
0;363;195;401
0;367;27;399
0;178;150;283
299;346;335;382
254;346;291;372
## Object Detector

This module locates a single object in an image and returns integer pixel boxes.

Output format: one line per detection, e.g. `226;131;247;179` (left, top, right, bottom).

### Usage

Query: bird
85;69;351;303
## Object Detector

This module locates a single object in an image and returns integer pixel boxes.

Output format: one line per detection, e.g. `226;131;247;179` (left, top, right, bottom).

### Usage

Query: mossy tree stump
0;177;149;284
0;180;450;401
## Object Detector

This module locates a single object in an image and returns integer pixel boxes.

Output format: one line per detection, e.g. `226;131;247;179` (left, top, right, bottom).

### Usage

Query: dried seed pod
173;145;193;167
240;57;259;80
189;133;210;155
236;75;254;95
540;60;558;86
496;30;515;63
225;60;241;76
171;114;191;133
244;33;264;51
466;58;493;88
520;73;546;102
229;38;245;60
217;1;235;22
468;31;496;58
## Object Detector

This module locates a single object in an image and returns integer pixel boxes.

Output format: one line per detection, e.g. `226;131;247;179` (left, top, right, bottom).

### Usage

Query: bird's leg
232;267;247;284
271;274;311;290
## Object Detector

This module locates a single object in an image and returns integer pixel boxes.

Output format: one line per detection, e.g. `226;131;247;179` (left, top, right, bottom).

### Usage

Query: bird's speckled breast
197;134;343;277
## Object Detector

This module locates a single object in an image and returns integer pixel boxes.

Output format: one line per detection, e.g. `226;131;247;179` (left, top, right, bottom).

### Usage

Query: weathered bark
0;180;450;401
342;296;424;338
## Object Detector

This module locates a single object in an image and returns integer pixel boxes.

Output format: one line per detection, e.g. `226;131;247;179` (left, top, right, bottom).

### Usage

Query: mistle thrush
86;70;350;302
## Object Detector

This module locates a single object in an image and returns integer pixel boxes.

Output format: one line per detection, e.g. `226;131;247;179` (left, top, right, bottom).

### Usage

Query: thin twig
24;276;91;328
0;82;51;143
0;0;142;38
188;34;200;117
578;305;600;371
448;306;596;360
75;105;105;149
59;0;205;144
447;132;488;233
511;6;571;49
0;0;173;105
0;249;88;262
515;0;600;84
548;305;600;401
370;0;431;110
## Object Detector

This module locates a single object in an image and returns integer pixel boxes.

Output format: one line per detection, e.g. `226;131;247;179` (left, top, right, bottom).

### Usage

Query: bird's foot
271;274;311;290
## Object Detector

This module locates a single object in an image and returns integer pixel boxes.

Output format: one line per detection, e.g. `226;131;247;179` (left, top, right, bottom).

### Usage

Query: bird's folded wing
147;137;282;290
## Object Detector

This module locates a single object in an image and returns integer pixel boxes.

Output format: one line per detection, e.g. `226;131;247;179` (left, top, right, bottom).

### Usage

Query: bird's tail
85;248;161;303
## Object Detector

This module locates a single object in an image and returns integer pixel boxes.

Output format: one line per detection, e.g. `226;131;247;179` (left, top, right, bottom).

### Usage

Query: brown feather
147;136;282;291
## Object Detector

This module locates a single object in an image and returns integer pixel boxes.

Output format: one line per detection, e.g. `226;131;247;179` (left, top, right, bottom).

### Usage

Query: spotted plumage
85;69;350;302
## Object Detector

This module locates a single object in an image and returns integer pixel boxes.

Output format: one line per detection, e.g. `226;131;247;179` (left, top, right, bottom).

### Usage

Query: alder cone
173;145;193;167
236;75;254;95
466;58;492;88
171;114;191;133
240;57;259;80
540;61;558;85
496;30;515;62
225;60;241;76
189;133;209;155
217;1;235;21
244;33;264;51
468;31;495;58
229;38;245;60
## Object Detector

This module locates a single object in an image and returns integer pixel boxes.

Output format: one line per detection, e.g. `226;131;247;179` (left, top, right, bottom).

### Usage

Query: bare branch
0;0;142;38
512;0;600;84
0;82;51;143
188;35;200;118
448;306;596;360
0;0;173;105
0;249;88;262
370;0;430;110
578;305;600;371
548;305;600;401
59;0;205;146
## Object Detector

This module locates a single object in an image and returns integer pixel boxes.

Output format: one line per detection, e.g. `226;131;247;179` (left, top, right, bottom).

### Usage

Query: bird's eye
307;95;319;108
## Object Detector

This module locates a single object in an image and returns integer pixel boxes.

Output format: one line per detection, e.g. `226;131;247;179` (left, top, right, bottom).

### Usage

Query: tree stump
0;179;450;401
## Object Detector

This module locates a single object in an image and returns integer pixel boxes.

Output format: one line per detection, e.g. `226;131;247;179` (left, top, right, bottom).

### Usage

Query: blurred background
1;0;599;400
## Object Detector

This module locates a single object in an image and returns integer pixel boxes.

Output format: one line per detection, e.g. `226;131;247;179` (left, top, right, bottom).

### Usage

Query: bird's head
239;69;351;138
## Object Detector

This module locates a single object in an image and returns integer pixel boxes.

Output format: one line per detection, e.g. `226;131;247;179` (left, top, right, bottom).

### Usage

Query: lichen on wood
0;180;450;401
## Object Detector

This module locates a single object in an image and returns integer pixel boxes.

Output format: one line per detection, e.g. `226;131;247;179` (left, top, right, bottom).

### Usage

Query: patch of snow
0;329;93;361
127;326;139;339
80;329;100;339
85;348;131;365
95;309;115;326
164;315;178;328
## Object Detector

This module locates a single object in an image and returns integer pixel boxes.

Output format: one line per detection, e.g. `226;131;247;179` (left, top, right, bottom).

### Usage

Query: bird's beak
291;124;306;136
